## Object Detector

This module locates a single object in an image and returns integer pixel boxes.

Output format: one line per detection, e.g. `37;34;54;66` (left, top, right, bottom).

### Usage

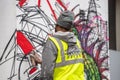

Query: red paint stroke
46;0;57;21
18;0;27;7
74;20;83;32
56;0;67;10
17;31;34;55
38;0;41;8
29;67;37;74
95;42;105;62
100;68;108;73
101;74;109;80
98;56;108;67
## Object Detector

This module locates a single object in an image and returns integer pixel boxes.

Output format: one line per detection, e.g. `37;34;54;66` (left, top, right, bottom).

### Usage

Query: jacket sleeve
40;39;57;79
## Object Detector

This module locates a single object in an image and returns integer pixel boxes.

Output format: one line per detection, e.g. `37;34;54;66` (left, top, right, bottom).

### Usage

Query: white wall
110;50;120;80
0;0;16;56
0;0;16;80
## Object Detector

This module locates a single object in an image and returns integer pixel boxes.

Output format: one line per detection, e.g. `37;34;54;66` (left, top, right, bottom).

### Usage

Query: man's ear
55;26;58;32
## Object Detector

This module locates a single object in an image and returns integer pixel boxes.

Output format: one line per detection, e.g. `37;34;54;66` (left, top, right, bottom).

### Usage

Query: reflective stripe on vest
49;36;84;67
49;36;85;80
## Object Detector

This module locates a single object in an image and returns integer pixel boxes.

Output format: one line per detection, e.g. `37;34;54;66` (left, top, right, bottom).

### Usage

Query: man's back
50;32;84;80
41;10;85;80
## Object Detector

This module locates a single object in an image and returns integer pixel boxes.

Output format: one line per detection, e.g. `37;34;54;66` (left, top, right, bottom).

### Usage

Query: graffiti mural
0;0;109;80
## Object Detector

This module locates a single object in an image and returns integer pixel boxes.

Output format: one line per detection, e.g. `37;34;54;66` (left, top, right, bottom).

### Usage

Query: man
40;10;85;80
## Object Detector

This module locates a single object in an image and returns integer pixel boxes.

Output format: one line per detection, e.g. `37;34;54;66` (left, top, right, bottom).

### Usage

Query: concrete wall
116;0;120;51
0;0;16;55
110;50;120;80
0;0;16;80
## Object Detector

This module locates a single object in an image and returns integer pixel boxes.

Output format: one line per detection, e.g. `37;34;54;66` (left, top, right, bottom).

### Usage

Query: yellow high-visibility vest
49;36;85;80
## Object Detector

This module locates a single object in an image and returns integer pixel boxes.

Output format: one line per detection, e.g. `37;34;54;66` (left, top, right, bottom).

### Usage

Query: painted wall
0;0;109;80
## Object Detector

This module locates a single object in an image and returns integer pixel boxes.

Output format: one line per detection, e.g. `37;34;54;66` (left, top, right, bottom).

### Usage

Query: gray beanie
56;10;74;30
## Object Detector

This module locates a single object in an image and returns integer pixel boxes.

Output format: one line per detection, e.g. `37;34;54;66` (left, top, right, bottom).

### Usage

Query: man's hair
56;10;74;31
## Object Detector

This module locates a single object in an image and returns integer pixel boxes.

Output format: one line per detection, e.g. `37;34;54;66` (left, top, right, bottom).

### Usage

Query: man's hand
30;50;42;66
